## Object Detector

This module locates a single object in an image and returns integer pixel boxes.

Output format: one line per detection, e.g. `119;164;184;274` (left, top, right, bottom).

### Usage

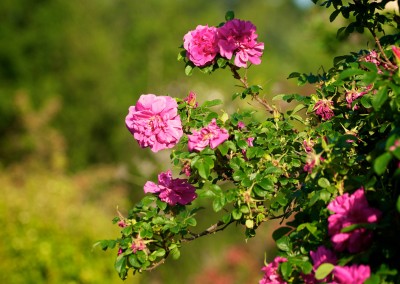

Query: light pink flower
259;256;287;284
217;19;264;68
188;118;229;152
333;264;370;284
118;220;127;228
144;170;197;205
237;121;245;129
125;94;183;152
183;25;219;67
314;99;334;120
327;188;381;253
131;237;146;253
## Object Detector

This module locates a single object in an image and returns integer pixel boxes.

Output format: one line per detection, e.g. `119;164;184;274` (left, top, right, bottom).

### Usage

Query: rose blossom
217;19;264;68
314;99;334;120
333;264;370;284
125;94;183;152
188;118;229;152
327;188;381;253
144;170;197;205
183;25;219;67
184;91;198;108
259;256;287;284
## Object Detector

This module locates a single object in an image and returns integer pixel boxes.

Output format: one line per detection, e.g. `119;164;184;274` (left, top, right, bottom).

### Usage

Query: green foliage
104;1;400;283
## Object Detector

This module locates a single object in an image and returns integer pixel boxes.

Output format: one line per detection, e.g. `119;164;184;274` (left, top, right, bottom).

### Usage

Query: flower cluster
144;170;197;205
125;94;183;152
183;18;264;68
327;188;381;253
314;99;334;120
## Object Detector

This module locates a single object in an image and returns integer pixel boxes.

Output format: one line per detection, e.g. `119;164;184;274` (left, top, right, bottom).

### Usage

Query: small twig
253;95;275;114
182;220;234;242
369;27;397;70
145;255;168;271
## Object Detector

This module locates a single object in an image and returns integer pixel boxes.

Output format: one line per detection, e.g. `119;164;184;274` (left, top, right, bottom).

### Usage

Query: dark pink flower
259;256;287;284
314;99;334;120
118;220;127;228
217;19;264;68
392;46;400;65
362;50;390;73
125;94;183;152
117;248;123;255
188;118;229;152
131;237;146;253
310;246;337;270
333;264;370;284
345;85;371;109
183;25;219;67
303;139;314;153
327;188;381;253
144;170;197;205
184;91;198;108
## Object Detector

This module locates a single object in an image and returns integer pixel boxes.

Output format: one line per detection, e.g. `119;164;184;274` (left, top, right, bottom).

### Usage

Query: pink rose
333;264;371;284
327;188;381;253
131;237;146;253
125;94;183;152
183;25;219;67
144;170;197;205
187;118;229;152
259;256;287;284
217;19;264;68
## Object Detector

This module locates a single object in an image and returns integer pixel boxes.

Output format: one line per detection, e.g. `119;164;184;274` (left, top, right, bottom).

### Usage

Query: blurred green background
0;0;368;283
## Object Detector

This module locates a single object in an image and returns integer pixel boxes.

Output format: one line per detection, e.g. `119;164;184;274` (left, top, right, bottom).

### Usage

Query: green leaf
315;263;335;280
170;247;181;260
318;177;330;188
115;255;127;276
364;274;380;284
225;11;234;21
185;63;193;76
128;254;141;268
338;68;365;80
371;86;388;111
186;217;197;227
232;208;242;220
201;99;223;108
374;152;392;175
156;199;167;211
280;261;292;279
213;195;226;212
276;235;291;252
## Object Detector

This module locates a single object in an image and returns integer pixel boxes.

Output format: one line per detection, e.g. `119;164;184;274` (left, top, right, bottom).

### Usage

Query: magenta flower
217;19;264;68
327;188;381;253
259;256;287;284
362;50;390;73
345;85;371;109
183;25;219;67
314;99;334;120
144;170;197;205
188;118;229;152
125;94;183;152
310;246;337;270
131;237;146;253
333;264;370;284
237;121;245;129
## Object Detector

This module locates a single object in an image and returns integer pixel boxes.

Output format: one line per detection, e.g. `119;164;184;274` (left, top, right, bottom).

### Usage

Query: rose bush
99;2;400;283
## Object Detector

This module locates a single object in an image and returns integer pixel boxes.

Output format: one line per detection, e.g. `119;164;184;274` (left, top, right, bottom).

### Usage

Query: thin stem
368;27;397;70
182;219;234;242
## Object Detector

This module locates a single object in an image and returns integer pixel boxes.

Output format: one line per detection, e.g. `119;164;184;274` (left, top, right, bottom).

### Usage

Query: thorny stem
228;63;276;114
368;27;397;70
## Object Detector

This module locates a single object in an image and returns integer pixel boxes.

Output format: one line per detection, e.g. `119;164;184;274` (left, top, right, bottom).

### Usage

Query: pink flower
303;139;314;153
310;246;337;270
188;118;229;152
247;137;255;147
333;264;370;284
125;94;183;152
131;237;146;253
327;188;381;253
184;91;198;108
362;50;390;73
144;170;197;205
392;46;400;65
217;19;264;68
345;85;371;109
303;246;337;283
183;25;219;67
314;99;334;120
237;121;245;129
117;248;123;255
259;256;287;284
118;220;127;228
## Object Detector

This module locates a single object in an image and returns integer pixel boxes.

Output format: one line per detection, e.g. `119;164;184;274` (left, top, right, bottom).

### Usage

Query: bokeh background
0;0;370;283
